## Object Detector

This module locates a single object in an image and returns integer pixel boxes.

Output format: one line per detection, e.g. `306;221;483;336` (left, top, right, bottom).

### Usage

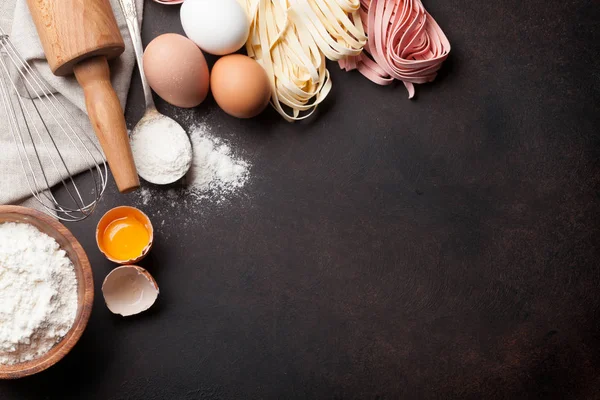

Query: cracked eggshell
102;266;159;317
96;206;154;265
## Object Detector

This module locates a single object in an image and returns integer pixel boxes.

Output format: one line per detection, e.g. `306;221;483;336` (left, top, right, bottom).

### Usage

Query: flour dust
131;118;251;225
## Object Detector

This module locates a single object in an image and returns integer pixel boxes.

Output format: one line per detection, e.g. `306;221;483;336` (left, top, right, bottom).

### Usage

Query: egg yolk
102;215;150;261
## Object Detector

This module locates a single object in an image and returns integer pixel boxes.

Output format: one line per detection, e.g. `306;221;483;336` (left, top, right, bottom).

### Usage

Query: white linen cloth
0;0;143;208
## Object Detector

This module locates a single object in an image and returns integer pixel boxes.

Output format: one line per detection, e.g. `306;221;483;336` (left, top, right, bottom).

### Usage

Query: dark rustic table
2;0;600;398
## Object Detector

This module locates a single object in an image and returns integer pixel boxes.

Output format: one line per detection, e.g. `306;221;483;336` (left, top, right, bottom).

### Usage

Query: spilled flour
134;121;250;211
186;126;249;199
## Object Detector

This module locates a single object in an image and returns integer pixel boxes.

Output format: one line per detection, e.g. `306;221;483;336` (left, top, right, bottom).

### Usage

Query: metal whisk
0;27;107;222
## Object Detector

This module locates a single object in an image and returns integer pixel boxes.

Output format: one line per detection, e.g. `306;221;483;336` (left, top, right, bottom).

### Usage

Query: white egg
180;0;250;56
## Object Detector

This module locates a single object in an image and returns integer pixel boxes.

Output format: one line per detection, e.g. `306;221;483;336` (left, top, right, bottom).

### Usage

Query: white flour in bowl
0;222;78;365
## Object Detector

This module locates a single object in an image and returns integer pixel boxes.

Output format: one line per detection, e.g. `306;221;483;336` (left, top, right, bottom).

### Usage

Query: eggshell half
102;266;159;317
96;206;154;265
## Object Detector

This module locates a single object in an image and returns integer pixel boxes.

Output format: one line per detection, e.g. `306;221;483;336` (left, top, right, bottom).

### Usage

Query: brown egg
210;55;271;118
143;33;209;108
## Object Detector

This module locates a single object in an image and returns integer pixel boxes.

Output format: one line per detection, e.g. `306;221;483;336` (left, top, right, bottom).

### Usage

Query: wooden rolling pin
26;0;140;193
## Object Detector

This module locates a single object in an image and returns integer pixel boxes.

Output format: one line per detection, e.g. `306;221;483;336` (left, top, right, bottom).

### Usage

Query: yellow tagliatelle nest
239;0;366;121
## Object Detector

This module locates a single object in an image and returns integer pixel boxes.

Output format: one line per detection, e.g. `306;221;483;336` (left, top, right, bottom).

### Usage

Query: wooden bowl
0;205;94;379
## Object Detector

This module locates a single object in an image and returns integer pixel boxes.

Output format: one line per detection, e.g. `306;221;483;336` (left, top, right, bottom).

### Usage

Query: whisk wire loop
0;26;108;221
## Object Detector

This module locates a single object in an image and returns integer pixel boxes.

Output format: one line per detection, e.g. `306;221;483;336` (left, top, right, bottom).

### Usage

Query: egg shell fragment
143;33;210;108
102;266;159;317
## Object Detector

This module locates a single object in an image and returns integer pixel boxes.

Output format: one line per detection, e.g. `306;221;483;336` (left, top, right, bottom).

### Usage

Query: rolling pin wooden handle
73;56;140;194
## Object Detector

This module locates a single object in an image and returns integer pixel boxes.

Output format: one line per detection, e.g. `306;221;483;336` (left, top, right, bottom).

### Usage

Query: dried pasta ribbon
339;0;451;98
288;0;367;61
241;0;366;121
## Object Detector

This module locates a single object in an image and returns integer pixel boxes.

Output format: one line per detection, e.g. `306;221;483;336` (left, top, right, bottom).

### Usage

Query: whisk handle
74;56;140;194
